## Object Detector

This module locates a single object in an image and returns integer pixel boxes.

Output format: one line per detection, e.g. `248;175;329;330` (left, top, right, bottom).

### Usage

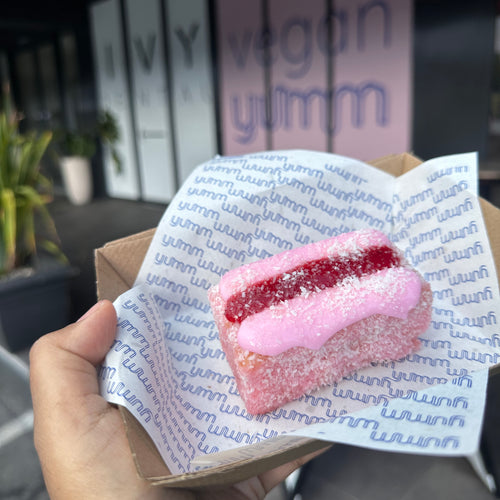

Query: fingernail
77;301;104;323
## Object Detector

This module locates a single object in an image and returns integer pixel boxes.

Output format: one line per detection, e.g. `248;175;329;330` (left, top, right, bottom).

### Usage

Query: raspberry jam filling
224;245;401;323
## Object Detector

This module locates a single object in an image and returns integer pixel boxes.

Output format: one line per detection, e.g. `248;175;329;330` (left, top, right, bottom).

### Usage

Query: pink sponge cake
208;229;432;415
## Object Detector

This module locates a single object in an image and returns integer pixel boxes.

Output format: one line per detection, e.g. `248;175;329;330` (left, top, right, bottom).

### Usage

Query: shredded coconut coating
207;229;433;415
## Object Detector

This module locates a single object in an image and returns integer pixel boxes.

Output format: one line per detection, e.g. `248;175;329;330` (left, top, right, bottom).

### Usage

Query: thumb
64;299;118;365
29;302;160;500
30;300;117;412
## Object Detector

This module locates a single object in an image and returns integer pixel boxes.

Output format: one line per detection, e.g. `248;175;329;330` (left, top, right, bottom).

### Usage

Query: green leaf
39;239;68;266
0;94;62;274
19;130;52;185
0;188;16;274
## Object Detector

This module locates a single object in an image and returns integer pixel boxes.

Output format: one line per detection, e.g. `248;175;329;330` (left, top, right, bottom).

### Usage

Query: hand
30;300;328;499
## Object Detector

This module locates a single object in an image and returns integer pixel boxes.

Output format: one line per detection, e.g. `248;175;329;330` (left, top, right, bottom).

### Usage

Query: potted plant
55;129;96;205
97;110;122;174
54;110;122;205
0;91;73;352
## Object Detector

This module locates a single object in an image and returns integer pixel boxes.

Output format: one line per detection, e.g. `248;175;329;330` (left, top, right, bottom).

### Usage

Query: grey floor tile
0;346;47;499
296;444;497;500
0;351;31;415
0;432;48;500
49;198;167;321
267;483;286;500
400;457;495;500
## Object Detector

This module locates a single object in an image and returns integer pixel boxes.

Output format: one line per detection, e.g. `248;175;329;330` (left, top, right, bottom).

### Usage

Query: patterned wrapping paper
99;150;499;474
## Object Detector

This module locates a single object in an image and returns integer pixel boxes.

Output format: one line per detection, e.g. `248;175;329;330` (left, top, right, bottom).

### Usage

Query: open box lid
95;153;500;487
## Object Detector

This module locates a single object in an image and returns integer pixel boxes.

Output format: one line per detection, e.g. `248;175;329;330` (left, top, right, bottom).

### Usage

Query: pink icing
218;229;391;301
236;267;422;356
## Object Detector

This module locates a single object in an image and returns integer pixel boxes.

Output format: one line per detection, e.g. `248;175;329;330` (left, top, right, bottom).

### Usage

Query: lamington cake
208;229;432;414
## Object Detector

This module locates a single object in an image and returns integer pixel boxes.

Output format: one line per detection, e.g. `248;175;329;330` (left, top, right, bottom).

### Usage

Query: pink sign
268;0;328;151
216;0;267;155
332;0;413;160
217;0;412;159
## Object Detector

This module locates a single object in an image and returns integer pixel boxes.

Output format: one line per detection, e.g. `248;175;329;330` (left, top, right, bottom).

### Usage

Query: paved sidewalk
0;346;48;500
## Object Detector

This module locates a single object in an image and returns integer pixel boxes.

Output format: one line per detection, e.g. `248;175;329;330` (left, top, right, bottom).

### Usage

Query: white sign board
125;0;177;202
165;0;218;184
90;0;140;199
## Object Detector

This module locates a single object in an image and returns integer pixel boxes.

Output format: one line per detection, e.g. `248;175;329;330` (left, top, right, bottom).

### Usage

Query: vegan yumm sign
217;0;413;159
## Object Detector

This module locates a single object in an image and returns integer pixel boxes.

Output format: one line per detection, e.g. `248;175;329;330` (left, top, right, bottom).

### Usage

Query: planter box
0;262;77;352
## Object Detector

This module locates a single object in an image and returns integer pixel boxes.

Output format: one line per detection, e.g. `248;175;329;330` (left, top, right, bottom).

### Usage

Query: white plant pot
60;156;93;205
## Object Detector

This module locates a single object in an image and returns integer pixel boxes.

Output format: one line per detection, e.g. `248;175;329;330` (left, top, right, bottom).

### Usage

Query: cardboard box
95;153;500;487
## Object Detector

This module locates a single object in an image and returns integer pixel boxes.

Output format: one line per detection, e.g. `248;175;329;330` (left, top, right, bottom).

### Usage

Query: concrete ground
0;346;47;500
